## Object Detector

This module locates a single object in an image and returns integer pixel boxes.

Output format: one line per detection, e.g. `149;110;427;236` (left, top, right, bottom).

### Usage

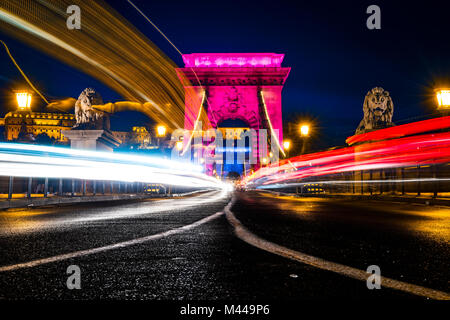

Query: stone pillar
61;129;120;152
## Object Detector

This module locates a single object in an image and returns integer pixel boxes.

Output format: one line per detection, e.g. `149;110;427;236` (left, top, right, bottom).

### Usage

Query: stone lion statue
355;87;394;135
74;88;110;130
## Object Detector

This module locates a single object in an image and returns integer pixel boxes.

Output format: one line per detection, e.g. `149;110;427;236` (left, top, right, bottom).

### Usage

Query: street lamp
436;89;450;112
156;125;167;137
300;124;310;137
175;141;183;151
14;90;32;110
283;140;291;151
155;125;167;148
261;157;268;166
299;123;311;154
283;140;291;158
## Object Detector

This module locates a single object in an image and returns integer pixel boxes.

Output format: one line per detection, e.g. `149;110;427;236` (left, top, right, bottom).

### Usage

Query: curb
0;189;209;210
255;190;450;206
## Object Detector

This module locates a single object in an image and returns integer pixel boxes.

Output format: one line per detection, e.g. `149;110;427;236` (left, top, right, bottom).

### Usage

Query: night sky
1;0;449;149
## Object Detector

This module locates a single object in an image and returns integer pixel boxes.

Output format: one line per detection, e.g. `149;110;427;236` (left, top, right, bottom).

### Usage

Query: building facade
1;110;75;142
0;105;152;149
176;53;290;177
112;126;152;149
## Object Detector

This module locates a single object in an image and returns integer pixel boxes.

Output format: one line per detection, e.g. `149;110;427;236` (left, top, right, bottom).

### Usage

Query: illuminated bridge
0;0;449;303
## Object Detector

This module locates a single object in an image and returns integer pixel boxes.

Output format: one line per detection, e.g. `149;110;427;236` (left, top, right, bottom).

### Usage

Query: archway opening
216;118;251;179
227;171;241;181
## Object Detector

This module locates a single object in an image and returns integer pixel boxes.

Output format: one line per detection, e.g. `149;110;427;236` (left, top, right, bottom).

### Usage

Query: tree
34;133;56;146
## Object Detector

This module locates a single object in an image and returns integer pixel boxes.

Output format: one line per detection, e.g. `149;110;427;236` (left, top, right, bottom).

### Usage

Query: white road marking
225;198;450;300
0;190;228;236
0;197;231;272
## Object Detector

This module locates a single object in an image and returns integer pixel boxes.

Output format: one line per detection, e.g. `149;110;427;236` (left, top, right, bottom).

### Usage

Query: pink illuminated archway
176;53;290;174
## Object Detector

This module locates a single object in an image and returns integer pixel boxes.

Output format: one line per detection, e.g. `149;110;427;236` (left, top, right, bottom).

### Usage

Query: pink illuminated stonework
176;53;290;176
182;53;285;68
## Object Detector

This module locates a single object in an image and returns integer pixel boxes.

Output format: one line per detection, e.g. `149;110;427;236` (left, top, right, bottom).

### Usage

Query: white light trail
0;8;179;128
0;143;229;190
254;178;450;189
260;91;285;157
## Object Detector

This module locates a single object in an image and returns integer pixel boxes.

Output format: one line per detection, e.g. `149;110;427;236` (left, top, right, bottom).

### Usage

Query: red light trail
243;117;450;188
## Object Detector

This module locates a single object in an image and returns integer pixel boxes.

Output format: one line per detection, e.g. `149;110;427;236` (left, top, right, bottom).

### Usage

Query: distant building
0;110;75;142
112;126;152;149
0;103;153;149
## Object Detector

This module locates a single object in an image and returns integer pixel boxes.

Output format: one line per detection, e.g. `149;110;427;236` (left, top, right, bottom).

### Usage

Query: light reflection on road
0;190;229;235
257;192;450;244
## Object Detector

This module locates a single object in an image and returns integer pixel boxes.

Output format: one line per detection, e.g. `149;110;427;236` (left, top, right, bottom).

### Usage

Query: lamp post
433;89;450;198
436;89;450;116
300;124;310;137
299;123;310;154
175;140;183;151
261;157;268;167
14;90;32;111
156;125;167;137
283;140;291;158
155;124;167;147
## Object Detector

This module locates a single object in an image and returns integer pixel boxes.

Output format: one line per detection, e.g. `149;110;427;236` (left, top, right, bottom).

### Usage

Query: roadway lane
232;191;450;295
0;190;444;300
0;190;230;266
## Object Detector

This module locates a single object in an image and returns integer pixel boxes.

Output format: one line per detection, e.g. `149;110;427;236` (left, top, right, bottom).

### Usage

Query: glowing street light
436;89;450;110
156;125;167;137
283;140;291;151
262;157;268;165
300;124;310;137
299;123;311;155
15;90;32;110
175;141;183;151
282;140;292;158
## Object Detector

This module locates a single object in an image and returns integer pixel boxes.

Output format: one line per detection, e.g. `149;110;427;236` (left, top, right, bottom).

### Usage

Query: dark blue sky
1;0;449;148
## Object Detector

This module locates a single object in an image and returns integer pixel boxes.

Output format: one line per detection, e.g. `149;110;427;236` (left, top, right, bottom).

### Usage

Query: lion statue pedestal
61;88;120;152
61;129;119;152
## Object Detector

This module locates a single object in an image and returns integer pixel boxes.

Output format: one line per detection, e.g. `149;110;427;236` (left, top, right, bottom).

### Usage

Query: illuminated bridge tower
176;53;290;178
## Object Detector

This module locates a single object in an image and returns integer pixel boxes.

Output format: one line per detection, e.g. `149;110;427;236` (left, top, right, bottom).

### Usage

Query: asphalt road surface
0;190;448;301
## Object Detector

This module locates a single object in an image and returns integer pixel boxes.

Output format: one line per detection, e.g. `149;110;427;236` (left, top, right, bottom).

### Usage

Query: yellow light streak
260;91;286;157
1;40;48;104
0;0;211;129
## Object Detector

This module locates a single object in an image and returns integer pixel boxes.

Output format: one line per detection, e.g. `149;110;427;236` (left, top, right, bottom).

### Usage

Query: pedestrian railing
0;176;169;200
292;163;450;199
